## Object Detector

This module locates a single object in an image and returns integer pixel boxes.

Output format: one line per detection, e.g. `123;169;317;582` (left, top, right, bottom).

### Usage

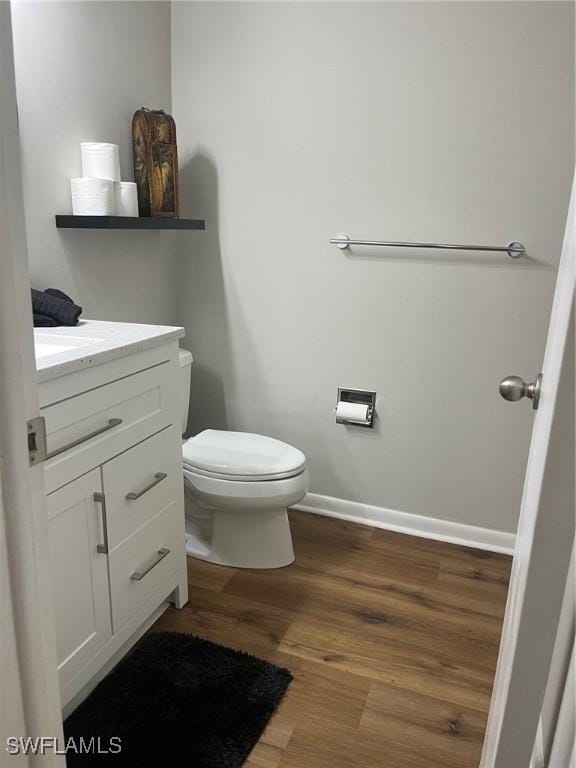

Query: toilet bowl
178;351;309;568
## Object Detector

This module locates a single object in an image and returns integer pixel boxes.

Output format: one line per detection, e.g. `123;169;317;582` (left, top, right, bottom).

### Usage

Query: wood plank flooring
150;510;512;767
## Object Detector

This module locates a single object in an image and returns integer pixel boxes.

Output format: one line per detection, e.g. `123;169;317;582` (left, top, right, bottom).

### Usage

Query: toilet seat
183;464;309;508
182;463;305;482
182;429;306;482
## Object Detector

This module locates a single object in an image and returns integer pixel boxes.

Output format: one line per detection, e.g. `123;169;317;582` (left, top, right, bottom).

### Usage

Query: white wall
171;1;574;532
11;1;175;324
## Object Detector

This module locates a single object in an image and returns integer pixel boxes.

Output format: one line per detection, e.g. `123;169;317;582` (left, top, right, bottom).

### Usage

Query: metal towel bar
330;234;525;259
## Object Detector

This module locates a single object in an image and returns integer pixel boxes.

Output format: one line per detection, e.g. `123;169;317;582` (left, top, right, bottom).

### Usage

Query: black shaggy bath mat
63;631;292;767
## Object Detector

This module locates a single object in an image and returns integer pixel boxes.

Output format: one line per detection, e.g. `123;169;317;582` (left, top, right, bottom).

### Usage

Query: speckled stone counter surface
34;319;185;382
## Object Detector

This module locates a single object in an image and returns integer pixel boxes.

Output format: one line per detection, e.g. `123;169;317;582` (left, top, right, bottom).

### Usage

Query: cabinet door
46;469;112;691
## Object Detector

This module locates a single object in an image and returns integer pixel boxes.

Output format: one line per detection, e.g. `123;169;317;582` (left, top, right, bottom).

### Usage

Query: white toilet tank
178;348;193;434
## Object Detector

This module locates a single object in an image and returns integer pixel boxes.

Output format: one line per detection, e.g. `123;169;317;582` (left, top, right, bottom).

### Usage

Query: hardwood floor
150;510;512;767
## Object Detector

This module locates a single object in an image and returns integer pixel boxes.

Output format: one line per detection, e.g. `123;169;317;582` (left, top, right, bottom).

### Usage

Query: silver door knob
499;373;542;410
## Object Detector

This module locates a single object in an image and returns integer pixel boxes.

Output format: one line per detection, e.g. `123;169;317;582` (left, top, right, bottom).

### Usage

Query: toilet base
184;499;295;569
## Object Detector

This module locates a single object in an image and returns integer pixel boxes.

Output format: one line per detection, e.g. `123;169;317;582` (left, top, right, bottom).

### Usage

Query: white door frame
548;640;575;767
546;543;575;768
0;2;64;765
481;172;575;766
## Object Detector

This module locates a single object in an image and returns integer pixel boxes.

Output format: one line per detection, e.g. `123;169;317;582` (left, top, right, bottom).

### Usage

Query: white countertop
34;319;185;382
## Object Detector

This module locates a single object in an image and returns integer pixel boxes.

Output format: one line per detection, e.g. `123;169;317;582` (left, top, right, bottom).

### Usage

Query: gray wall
10;1;574;533
11;1;176;324
171;1;574;532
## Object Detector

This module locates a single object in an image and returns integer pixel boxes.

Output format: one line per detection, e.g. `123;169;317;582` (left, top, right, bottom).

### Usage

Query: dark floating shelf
55;215;205;231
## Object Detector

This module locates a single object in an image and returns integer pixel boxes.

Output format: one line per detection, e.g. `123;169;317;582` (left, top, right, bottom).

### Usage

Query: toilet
178;349;309;568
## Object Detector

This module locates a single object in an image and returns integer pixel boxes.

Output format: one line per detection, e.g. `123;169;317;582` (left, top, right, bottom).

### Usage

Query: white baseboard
293;492;516;556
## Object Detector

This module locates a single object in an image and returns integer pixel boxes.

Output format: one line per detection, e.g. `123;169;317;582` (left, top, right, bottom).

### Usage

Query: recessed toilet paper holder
336;388;376;428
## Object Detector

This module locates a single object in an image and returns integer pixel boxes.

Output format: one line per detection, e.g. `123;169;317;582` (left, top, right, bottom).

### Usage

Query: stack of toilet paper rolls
70;143;139;217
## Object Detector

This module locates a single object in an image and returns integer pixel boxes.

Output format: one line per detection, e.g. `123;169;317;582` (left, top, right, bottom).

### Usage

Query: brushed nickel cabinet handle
93;492;109;554
125;472;167;501
130;548;170;581
47;418;123;460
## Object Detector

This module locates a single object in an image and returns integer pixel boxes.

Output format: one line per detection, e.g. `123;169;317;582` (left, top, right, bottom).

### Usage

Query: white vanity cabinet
37;330;188;712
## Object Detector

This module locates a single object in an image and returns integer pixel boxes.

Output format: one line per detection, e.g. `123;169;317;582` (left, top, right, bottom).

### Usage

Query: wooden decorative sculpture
132;108;180;218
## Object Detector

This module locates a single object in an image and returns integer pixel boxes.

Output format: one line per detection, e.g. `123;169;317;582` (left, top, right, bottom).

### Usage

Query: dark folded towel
31;288;82;326
45;288;75;304
33;313;59;327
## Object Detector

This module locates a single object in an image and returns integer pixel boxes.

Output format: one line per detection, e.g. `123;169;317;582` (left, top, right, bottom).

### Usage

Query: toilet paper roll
335;401;370;424
114;181;139;217
70;177;115;216
81;142;121;181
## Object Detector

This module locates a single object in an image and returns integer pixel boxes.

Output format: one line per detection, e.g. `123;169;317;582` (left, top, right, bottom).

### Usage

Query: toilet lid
182;430;306;480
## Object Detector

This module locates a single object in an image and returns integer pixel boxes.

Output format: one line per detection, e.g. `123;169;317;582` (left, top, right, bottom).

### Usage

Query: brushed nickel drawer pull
130;548;170;581
93;492;109;554
46;418;123;460
125;472;167;501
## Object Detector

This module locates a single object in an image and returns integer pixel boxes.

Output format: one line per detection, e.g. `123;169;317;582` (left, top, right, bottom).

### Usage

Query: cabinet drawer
42;363;173;494
108;503;179;631
103;426;182;548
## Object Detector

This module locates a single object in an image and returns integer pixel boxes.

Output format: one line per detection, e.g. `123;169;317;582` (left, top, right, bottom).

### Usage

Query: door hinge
27;416;47;466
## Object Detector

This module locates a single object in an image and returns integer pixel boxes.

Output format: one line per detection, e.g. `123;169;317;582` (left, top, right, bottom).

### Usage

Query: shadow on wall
177;151;231;437
59;230;175;324
175;152;382;504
